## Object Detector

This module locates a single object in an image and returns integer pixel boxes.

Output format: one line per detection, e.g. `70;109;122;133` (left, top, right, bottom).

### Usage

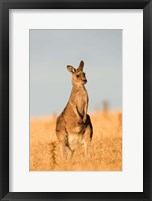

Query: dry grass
30;111;122;171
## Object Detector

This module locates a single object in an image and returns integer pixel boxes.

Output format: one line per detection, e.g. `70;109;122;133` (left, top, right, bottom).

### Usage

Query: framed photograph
0;0;151;200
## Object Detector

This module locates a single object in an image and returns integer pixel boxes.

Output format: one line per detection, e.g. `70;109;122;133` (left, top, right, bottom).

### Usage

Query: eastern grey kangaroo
56;61;93;159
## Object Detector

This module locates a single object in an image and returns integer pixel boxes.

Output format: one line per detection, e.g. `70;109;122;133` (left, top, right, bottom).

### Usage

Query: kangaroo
56;60;93;159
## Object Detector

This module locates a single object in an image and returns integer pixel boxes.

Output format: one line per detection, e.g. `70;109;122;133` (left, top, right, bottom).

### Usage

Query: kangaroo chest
75;90;88;114
76;90;88;103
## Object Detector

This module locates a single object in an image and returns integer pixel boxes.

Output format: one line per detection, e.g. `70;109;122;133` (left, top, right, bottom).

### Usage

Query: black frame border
0;0;152;201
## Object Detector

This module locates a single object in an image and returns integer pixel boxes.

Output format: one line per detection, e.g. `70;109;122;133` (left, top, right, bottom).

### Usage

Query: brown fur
56;61;93;159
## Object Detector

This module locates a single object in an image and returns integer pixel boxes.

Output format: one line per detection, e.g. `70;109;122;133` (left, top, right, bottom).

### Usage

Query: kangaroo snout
83;78;87;83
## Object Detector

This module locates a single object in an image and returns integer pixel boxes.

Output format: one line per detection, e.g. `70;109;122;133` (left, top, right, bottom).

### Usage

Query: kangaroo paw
78;119;84;125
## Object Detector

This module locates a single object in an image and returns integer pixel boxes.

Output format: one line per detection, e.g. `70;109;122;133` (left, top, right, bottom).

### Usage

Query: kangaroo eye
76;75;79;78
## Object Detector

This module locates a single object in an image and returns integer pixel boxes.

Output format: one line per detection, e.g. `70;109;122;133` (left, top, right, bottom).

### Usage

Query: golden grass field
30;110;122;171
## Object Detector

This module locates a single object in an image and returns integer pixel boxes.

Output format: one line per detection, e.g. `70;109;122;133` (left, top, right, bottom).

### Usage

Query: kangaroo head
67;60;87;85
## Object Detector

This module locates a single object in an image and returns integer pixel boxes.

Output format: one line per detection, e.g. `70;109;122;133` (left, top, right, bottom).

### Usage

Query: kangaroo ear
67;65;76;73
78;60;84;71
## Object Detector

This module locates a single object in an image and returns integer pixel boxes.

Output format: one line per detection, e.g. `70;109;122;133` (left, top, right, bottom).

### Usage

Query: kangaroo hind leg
83;115;93;157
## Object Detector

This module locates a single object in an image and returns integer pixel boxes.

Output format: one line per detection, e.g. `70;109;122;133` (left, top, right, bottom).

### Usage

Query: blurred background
30;29;122;117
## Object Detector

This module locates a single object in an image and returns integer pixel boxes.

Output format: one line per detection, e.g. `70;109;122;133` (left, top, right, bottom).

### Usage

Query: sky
30;29;122;117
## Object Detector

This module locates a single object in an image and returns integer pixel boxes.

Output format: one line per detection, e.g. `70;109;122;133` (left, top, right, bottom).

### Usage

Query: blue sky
30;29;122;117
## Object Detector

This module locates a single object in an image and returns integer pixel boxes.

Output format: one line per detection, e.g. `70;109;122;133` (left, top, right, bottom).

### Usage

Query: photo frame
0;0;151;200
